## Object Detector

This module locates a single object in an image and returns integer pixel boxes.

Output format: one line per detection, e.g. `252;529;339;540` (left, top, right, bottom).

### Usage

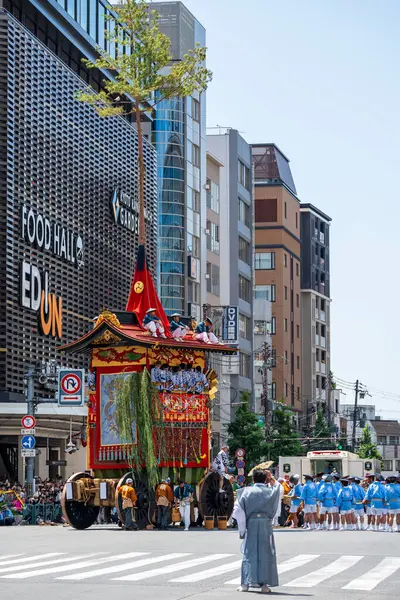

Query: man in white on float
143;308;166;338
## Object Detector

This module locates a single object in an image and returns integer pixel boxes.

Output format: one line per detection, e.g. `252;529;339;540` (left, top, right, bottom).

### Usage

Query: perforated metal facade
0;11;158;401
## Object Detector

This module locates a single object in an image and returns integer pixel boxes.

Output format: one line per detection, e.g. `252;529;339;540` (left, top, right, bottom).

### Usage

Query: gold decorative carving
93;329;121;345
94;310;121;329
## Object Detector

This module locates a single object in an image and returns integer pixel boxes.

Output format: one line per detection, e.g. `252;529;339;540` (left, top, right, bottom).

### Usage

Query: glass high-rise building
152;1;206;319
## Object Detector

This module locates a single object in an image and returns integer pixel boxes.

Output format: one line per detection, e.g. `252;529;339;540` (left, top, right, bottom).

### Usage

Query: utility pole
259;341;271;438
26;367;36;495
352;379;359;453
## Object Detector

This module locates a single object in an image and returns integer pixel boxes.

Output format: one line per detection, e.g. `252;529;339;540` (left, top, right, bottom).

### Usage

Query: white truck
278;450;381;479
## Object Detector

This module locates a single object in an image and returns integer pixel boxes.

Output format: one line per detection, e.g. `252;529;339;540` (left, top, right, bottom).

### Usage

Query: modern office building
152;1;207;320
300;204;332;425
207;128;253;436
252;144;302;413
0;1;158;481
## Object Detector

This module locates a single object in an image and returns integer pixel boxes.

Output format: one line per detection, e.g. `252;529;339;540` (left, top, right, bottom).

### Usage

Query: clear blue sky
155;0;400;419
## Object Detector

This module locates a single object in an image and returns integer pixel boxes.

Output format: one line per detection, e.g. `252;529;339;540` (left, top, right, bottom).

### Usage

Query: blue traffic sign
21;435;36;449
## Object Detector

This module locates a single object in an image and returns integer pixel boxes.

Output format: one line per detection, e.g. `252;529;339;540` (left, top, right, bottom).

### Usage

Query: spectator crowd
0;476;65;525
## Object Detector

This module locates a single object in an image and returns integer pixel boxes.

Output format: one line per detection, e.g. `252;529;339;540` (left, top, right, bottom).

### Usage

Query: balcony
320;310;326;322
316;361;320;372
319;389;327;400
320;257;325;268
320;231;325;244
315;308;319;320
320;337;326;348
321;362;326;374
315;334;320;346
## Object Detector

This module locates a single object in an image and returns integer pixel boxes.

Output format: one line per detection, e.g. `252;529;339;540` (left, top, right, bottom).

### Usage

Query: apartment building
252;144;301;412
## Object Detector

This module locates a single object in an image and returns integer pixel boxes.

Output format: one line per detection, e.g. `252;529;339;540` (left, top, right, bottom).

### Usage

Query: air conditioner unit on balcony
205;183;211;190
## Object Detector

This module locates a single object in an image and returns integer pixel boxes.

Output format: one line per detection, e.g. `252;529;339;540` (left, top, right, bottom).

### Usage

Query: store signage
221;306;238;345
19;204;84;339
111;189;152;233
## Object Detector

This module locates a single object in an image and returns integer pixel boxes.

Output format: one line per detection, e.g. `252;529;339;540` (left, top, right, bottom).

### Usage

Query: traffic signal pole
352;379;360;453
26;367;36;495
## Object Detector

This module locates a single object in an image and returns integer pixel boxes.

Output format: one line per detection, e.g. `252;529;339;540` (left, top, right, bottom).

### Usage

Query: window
239;352;251;378
284;382;288;397
192;144;200;168
238;198;250;227
284;201;287;219
297;386;300;400
254;320;266;335
188;281;200;304
206;262;220;296
296;324;300;338
268;382;276;400
255;198;277;222
192;190;200;212
389;436;399;445
255;252;275;270
192;98;200;122
296;262;299;276
206;179;219;213
396;460;400;471
270;349;277;368
206;220;220;254
267;317;276;335
296;294;299;308
284;286;288;300
377;436;387;445
239;314;251;340
382;460;393;471
296;356;300;369
284;253;287;267
239;237;251;265
238;160;250;190
254;284;276;302
284;350;288;364
284;318;288;332
295;212;298;229
192;235;200;258
239;275;251;302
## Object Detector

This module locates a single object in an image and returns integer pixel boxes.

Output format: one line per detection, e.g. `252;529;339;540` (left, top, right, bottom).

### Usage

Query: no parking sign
58;369;85;406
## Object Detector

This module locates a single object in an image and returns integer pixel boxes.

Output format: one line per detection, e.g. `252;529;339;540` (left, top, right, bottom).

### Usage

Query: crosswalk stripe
225;554;321;585
284;555;363;588
0;554;102;576
0;555;25;561
171;559;243;583
343;557;400;591
0;553;63;568
1;553;146;580
113;554;234;582
57;553;191;581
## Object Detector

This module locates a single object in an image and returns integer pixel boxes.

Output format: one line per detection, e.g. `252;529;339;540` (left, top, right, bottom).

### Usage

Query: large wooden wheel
61;472;100;530
199;472;234;519
115;472;156;530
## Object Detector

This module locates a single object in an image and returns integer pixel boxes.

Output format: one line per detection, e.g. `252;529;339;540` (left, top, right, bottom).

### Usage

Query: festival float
59;245;237;529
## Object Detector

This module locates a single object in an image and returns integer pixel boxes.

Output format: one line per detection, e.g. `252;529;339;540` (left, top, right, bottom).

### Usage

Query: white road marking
0;554;102;576
0;553;63;567
171;559;243;583
0;555;25;561
57;553;191;580
284;555;363;588
114;554;234;582
1;553;146;579
225;554;320;585
343;557;400;591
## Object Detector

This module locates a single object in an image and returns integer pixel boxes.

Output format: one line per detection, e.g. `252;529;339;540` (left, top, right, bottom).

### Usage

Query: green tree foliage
267;403;304;462
226;392;268;469
358;425;382;460
309;408;335;450
77;0;212;242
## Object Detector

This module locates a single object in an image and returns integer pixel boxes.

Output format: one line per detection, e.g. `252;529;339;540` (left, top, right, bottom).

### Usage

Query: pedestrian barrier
22;503;63;524
204;515;214;530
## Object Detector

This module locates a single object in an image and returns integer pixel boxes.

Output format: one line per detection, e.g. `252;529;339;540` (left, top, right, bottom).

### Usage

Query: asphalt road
0;526;399;600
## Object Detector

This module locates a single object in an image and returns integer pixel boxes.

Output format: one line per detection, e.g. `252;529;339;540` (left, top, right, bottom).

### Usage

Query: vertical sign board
221;306;238;345
58;369;85;407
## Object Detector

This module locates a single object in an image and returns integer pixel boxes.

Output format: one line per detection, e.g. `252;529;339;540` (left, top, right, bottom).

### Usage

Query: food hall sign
19;204;84;339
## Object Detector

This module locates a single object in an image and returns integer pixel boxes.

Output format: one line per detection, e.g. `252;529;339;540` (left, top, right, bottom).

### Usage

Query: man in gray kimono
233;469;281;594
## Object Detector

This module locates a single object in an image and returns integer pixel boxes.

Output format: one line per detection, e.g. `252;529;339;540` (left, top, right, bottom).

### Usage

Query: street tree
309;408;335;450
267;403;304;462
226;392;269;469
357;425;382;460
77;0;212;242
